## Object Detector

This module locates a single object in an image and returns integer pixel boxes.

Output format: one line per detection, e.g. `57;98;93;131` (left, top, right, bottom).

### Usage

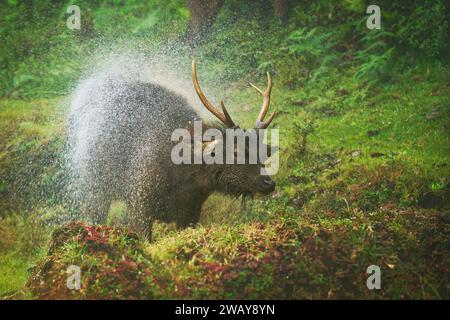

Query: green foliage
286;27;338;84
0;0;189;98
193;2;286;86
2;0;449;98
395;0;450;58
0;212;51;297
353;28;397;86
291;116;317;156
0;99;67;214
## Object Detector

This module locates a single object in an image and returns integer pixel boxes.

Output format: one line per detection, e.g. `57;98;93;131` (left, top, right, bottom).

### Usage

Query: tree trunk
272;0;290;24
186;0;224;44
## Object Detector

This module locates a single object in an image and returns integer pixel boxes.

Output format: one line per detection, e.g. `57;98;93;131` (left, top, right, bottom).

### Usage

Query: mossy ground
23;207;449;299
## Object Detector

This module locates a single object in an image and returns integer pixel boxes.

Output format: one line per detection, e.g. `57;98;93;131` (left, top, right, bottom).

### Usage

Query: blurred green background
2;0;449;98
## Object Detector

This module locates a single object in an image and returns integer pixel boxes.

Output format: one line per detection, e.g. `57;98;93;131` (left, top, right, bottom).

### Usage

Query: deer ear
202;138;224;165
203;139;221;156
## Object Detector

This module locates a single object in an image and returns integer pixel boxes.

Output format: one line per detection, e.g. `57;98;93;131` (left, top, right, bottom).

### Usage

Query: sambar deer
68;60;277;240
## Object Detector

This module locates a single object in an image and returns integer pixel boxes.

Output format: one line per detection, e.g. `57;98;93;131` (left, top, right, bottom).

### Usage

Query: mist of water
65;44;218;223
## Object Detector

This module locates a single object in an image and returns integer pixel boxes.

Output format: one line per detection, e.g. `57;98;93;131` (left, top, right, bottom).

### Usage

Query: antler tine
249;72;275;129
221;101;235;127
258;111;276;129
191;60;235;127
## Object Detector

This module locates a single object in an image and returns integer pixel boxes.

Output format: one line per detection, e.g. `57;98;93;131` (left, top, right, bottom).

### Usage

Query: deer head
191;60;277;197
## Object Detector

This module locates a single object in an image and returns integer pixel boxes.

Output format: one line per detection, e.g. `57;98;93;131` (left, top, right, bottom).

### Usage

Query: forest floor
0;62;448;299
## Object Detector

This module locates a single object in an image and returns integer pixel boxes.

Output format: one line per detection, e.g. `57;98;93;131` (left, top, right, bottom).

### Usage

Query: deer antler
249;73;276;129
192;60;235;127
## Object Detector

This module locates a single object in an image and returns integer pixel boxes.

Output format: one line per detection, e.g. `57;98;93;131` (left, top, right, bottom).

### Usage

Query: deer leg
175;203;202;230
241;193;254;211
127;208;153;241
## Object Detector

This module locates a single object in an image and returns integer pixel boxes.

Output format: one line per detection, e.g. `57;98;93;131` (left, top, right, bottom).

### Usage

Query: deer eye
211;152;215;157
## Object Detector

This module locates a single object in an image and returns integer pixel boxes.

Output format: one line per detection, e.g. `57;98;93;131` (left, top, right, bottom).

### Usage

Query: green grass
0;253;31;297
0;213;50;298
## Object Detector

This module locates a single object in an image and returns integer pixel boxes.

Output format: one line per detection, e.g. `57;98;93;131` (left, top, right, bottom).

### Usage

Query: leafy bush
353;26;397;85
285;27;338;84
0;0;189;98
395;0;450;58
